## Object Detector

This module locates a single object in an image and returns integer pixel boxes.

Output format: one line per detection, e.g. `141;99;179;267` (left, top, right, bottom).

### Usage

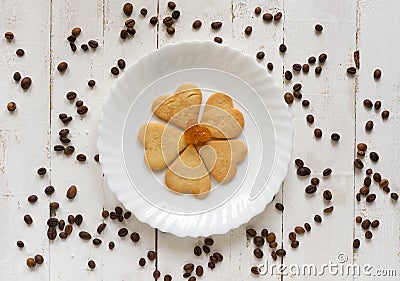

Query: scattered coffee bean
47;227;57;240
120;29;128;39
354;159;364;169
17;240;24;248
314;128;323;138
26;258;36;268
353;239;360;249
214;37;222;44
308;56;316;64
88;260;96;269
166;26;175;35
306;114;315;124
184;263;194;274
253;248;263;259
6;101;16;112
110;212;117;220
213;252;223;262
297;167;311;176
266;232;276;243
360;186;369;196
293;63;302;72
323;168;332;177
13;71;21;82
202;245;210;254
285;70;292;80
369;152;379;162
65;224;73;235
356;193;361;201
319;53;327;63
204;237;214;245
304;223;311;231
293;83;302;92
381;110;389;119
123;211;131;220
66;91;77;101
147;250;156;261
79;231;92;240
355;216;362;223
315;24;323;32
274;12;282;21
67;35;76;42
153;271;161;279
315;66;322;75
74;214;83;225
294;226;305;234
246;228;256;237
347;67;356;75
71;27;81;37
373;172;381;182
311;178;320;185
167;1;176;9
92;238;102;246
374;101;382;110
245;26;253;35
47;218;59;227
127;27;136;35
5;31;14;40
383;186;390;193
390;193;398;201
138;257;146;267
271;251;278;261
363;99;373;108
149;16;158;26
365;231;373;239
373;69;381;80
289;232;296;241
118;228;128;237
253;236;265;247
64;146;75;156
70;42;77;52
108;241;115;250
256;51;265;60
16;48;25;57
24;214;33;225
303;64;310;73
314;214;322;223
295;158;304;168
34;254;45;265
269;241;278;248
140;8;148;16
21;77;32;89
59;136;70;144
357;143;367;151
276;248;286;257
275;203;284;212
357;151;365;157
323;206;334;213
365;120;373;131
379;179;389;188
331;133;340;141
323;190;332;201
88;40;99;49
263;13;273;22
171;10;180;19
211;21;222;30
76;153;87;161
305;185;317;195
111;67;119;75
267;62;273;70
371;220;379;228
364;176;372;187
251;265;259;275
192;20;202;29
88;80;96;88
163;16;174;26
66;185;77;199
279;44;287;53
284;92;294;104
123;2;133;16
27;195;38;203
81;44;88;51
57;62;68;73
366;193;376;203
291;240;300;248
75;100;83;107
260;229;268;237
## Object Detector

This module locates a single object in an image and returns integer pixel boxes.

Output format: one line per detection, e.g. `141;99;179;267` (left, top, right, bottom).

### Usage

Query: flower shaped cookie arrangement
137;83;248;197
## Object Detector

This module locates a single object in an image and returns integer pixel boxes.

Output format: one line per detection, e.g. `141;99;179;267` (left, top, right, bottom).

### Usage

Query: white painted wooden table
1;0;399;280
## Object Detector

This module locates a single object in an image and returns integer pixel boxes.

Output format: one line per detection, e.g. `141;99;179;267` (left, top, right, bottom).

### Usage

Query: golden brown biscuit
138;123;187;170
165;145;211;195
200;93;244;139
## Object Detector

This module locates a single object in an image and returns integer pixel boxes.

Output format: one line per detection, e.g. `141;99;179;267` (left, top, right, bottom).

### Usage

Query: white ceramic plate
97;41;293;237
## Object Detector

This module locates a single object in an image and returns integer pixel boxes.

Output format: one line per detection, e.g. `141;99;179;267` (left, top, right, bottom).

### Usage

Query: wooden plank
281;1;356;280
354;0;400;279
0;0;51;280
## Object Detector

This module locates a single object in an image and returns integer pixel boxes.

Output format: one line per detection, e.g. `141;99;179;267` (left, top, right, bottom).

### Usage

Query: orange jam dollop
184;124;211;145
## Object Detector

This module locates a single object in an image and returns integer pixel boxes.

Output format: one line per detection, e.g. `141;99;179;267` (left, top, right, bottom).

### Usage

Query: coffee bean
267;62;273;70
110;212;117;220
213;252;223;262
291;240;300;248
123;2;133;16
292;63;302;72
214;37;222;44
107;241;114;250
88;80;96;88
292;83;302;92
250;265;260;275
57;62;68;73
354;159;364;169
357;150;365;157
253;248;263;259
34;254;45;266
66;185;77;199
304;223;311;231
5;101;15;112
211;21;222;29
383;186;390;193
246;228;256;237
323;190;332;201
285;70;292;80
201;245;210;254
21;77;32;90
275;203;284;212
276;249;286;257
26;258;36;268
357;143;367;151
75;100;83;107
323;168;332;176
371;220;379;228
294;226;305;234
379;178;389;188
101;210;109;218
192;20;202;29
184;263;194;273
323;206;334;213
360;186;369;196
17;240;24;248
253;236;265;247
259;229;267;237
166;26;175;35
274;12;282;21
47;227;57;240
256;51;265;60
245;26;253;35
297;167;311;176
279;44;287;53
353;239;360;249
347;67;356;75
81;44;88;51
355;216;362;223
314;24;323;32
363;99;373;108
166;1;176;9
266;232;276;243
47;218;59;227
253;6;262;14
302;64;310;73
147;250;156;261
140;8;148;16
118;228;128;237
71;42;77;52
120;29;128;39
380;110;389;119
369;152;379;162
66;91;77;101
263;13;273;22
153;270;161;279
331;133;340;141
373;172;381;182
373;69;381;79
59;136;70;144
79;231;92;240
74;214;83;225
16;48;25;57
171;10;180;19
294;158;304;168
5;31;14;40
61;116;72;124
92;238;102;246
28;194;38;203
314;214;322;223
319;53;327;63
271;251;278;261
43;186;54;196
59;232;67;240
314;128;323;138
366;194;376;203
87;260;96;270
65;224;73;235
356;193;361;201
71;27;81;37
138;257;146;267
315;66;322;75
374;101;381;110
311;178;320;185
365;231;373;239
269;241;278;248
24;214;33;225
57;219;65;231
284;92;294;104
288;232;296;241
76;153;87;161
365;120;374;131
391;192;399;201
64;146;75;155
308;56;316;64
67;35;76;42
204;237;214;245
88;40;98;49
111;67;119;75
13;72;21;82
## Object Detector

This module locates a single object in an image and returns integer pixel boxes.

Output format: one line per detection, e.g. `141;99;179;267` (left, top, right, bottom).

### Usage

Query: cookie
165;145;211;195
152;83;202;130
138;122;187;170
200;93;244;139
198;140;247;183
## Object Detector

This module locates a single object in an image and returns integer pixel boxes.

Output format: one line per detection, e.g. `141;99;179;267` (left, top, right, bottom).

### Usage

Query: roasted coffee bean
284;92;294;104
93;154;99;162
274;12;282;21
293;63;302;72
16;48;25;57
314;214;322;223
61;116;72;124
67;35;76;42
147;250;157;261
166;26;175;35
353;239;360;249
315;24;323;32
360;186;369;196
275;203;284;212
111;67;119;75
245;26;253;35
331;133;340;141
381;110;389;119
323;206;334;213
88;40;98;49
251;266;259;275
91;238;101;246
301;100;310;108
391;192;399;201
47;218;59;227
266;232;276;243
261;228;268;237
37;167;46;175
356;192;361;201
302;64;310;73
153;270;161;279
293;83;302;92
365;231;373;239
65;224;73;235
115;206;123;215
373;172;381;182
96;223;106;234
58;219;65;231
17;240;24;248
311;178;320;185
67;215;74;224
128;232;139;243
256;51;265;60
213;37;222;44
47;227;57;240
71;27;81;37
167;1;176;9
108;241;115;249
373;69;381;79
28;194;38;203
294;226;305;234
291;240;300;248
354;159;364;169
75;100;83;107
202;245;210;253
323;190;332;201
76;153;87;161
314;128;323;138
74;214;83;225
267;62;273;70
123;2;133;16
194;265;203;277
355;216;362;223
66;91;77;101
110;212;117;220
246;228;256;237
369;152;379;162
204;237;214;245
117;59;126;70
363;99;373;108
276;249;286;257
123;211;131;219
5;31;14;40
171;10;180;19
253;248;263;259
24;214;33;225
319;53;327;63
357;150;365;157
347;67;356;74
263;13;273;22
208;261;215;269
211;21;222;29
88;260;96;269
269;241;278;248
184;263;194;273
140;8;148;16
213;252;223;262
357;143;367;151
58;128;69;137
271;251;278;261
60;233;67;240
279;44;287;53
308;56;316;64
81;43;89;51
304;223;311;231
66;185;77;199
70;42;76;52
102;210;109;218
162;16;174;27
64;146;75;155
118;228;128;237
297;167;311;176
60;136;70;144
365;120;374;131
253;236;265;247
79;231;92;240
383;186;390;193
366;194;376;203
315;66;322;75
192;20;202;29
57;62;68;73
285;70;292;80
138;257;146;266
288;232;296;241
13;71;21;82
295;159;304;168
323;168;332;176
371;220;379;228
34;255;45;267
379;179;389;188
120;29;128;39
127;28;135;37
26;258;36;268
